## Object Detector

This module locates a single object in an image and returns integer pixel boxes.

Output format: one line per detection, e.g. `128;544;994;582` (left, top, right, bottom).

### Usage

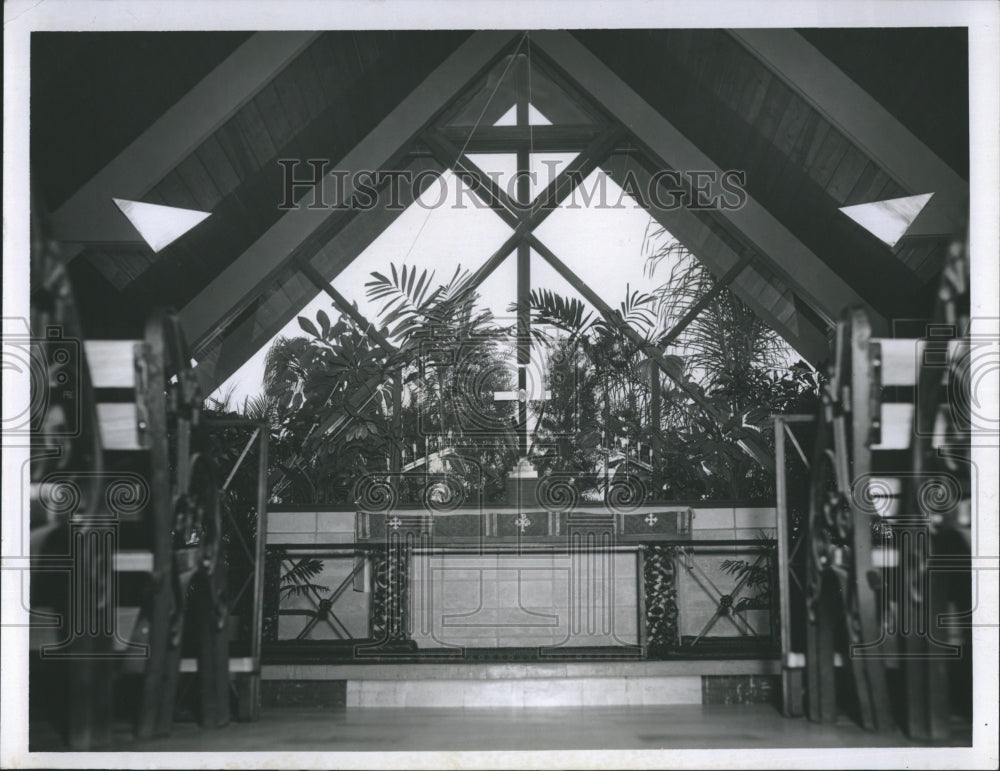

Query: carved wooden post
369;541;410;645
643;544;680;655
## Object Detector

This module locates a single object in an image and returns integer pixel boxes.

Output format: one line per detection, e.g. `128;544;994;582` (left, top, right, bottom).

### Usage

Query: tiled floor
47;704;970;752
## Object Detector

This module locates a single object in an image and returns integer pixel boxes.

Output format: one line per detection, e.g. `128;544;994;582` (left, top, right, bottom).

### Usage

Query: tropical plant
248;263;522;505
243;223;821;506
645;238;787;390
521;227;821;502
720;531;777;613
517;283;666;497
642;228;821;500
366;263;520;501
261;313;394;504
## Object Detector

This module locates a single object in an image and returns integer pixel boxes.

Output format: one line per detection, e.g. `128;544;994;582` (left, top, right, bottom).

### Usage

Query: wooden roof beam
50;32;320;257
179;31;518;349
532;30;888;336
193;157;445;392
439;124;602;152
728;29;968;241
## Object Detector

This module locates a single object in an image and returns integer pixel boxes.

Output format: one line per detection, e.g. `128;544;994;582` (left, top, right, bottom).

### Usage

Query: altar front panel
409;552;640;649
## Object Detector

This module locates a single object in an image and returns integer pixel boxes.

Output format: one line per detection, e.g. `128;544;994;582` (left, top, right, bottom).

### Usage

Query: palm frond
241;393;280;424
365;264;443;335
279;556;328;592
617;283;657;333
204;383;238;413
279;581;330;598
523;288;596;340
641;227;786;388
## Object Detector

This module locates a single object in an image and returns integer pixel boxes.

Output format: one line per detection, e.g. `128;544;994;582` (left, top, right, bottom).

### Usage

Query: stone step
263;659;778;681
347;675;703;708
262;660;780;708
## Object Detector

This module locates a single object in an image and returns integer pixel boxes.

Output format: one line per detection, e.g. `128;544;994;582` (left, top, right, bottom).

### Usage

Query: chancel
13;16;996;765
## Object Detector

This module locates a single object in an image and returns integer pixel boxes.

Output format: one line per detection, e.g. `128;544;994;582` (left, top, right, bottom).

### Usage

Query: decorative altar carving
643;545;680;652
369;543;411;644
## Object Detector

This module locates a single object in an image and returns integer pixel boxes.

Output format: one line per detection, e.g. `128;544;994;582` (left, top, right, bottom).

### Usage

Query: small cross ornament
515;514;531;532
388;515;402;531
644;512;658;527
494;384;552;404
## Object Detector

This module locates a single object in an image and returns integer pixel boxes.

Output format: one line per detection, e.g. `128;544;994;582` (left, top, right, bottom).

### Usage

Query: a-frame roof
31;28;969;393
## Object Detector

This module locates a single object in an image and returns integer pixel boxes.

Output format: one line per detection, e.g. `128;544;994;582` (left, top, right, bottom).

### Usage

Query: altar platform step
262;659;779;708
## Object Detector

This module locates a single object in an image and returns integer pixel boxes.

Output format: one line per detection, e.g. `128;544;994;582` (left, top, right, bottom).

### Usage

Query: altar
264;504;778;661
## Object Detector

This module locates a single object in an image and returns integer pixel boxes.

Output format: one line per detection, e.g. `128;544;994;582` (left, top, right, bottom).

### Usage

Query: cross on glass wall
514;54;532;459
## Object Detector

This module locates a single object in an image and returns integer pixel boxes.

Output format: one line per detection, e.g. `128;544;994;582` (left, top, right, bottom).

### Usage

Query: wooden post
516;55;531;461
246;425;269;722
774;415;805;717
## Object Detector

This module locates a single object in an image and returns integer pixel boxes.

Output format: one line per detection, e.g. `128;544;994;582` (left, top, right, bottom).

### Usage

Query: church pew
803;235;972;739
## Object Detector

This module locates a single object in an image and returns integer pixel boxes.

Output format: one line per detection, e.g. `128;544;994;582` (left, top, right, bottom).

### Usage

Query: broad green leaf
297;316;320;338
317;309;331;339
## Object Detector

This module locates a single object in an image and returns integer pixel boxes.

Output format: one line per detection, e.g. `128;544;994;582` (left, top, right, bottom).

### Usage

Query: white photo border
3;1;998;768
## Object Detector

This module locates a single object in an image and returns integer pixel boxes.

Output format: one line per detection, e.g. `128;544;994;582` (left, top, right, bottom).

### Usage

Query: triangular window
839;193;934;248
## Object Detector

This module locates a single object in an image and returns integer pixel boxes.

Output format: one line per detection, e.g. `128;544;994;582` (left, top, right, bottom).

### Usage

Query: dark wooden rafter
432;39;526;129
728;29;968;241
51;32;321;259
522;36;612;127
438;124;602;152
602;153;830;365
179;31;518;349
532;30;888;336
194;158;446;393
196;205;361;357
435;34;604;131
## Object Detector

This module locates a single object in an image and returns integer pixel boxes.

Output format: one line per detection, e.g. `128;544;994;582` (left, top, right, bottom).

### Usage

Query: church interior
11;21;996;764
